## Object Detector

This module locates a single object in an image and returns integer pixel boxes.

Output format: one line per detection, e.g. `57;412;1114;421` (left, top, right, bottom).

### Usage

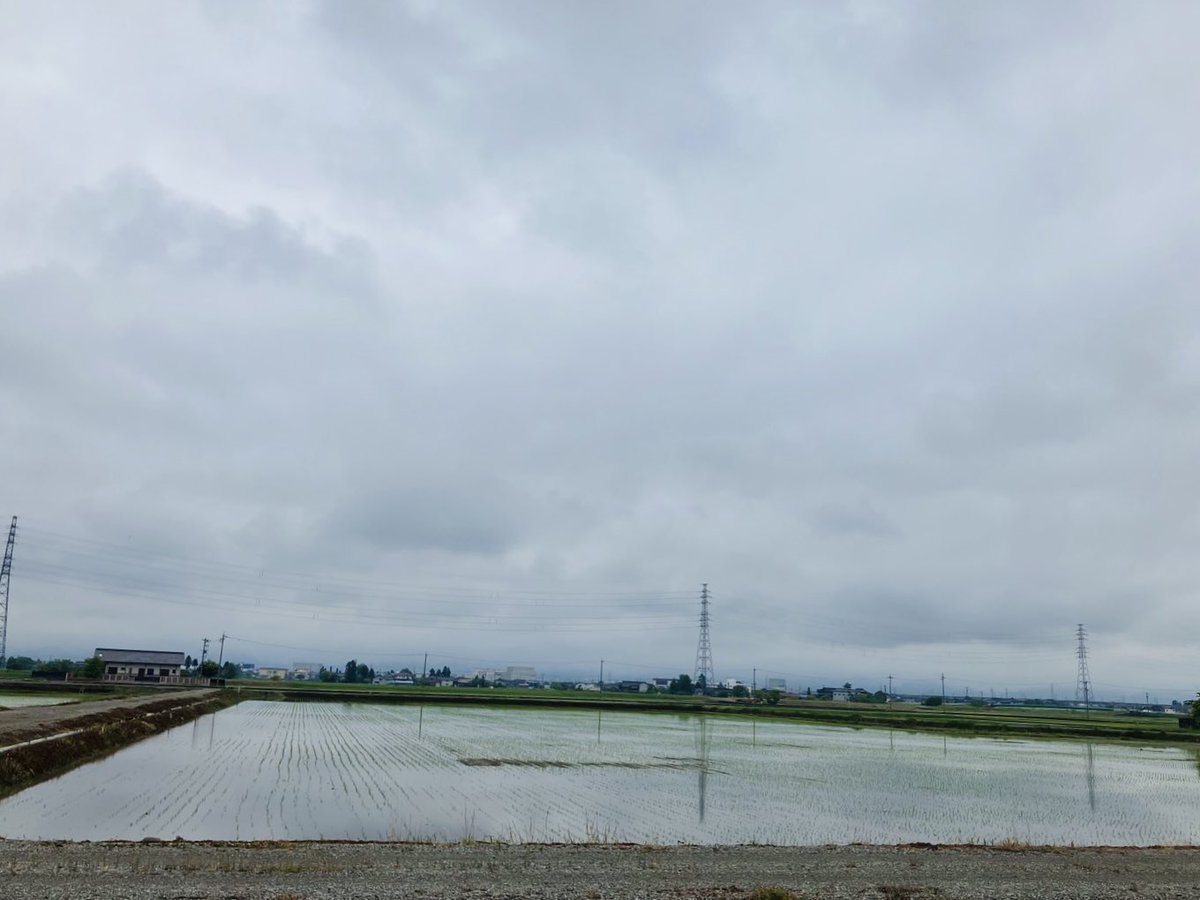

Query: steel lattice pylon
1075;623;1091;716
693;583;714;692
0;516;17;669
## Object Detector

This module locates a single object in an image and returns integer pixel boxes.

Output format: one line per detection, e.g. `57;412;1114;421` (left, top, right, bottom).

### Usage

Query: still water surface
0;694;77;708
0;701;1196;844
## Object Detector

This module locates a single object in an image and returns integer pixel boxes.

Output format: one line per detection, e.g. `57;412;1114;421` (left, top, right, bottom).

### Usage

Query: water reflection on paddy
0;701;1196;844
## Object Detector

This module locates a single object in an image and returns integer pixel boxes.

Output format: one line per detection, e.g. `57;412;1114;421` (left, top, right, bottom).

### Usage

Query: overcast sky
2;1;1198;700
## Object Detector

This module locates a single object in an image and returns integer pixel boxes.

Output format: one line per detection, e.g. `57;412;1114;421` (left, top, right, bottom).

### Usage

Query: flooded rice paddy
0;694;77;709
1;700;1197;844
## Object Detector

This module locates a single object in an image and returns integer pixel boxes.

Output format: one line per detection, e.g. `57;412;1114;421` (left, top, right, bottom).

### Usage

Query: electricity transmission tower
693;583;714;693
0;516;16;669
1075;623;1092;717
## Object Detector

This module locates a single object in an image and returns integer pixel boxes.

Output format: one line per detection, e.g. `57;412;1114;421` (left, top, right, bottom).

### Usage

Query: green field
226;680;1197;745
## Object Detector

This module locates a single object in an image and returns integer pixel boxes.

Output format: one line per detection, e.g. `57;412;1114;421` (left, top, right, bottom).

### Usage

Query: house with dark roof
95;648;186;683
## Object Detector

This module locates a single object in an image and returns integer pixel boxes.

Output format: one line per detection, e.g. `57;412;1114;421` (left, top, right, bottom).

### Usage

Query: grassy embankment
0;690;239;797
232;680;1198;745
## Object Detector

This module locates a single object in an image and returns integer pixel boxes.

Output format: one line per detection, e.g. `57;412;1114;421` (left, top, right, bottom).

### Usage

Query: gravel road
1;841;1198;899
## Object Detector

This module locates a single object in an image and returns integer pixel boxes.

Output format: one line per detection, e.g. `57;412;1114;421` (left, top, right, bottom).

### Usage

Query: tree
318;666;338;683
923;695;943;707
38;658;78;673
79;656;104;679
731;685;749;698
344;659;358;683
198;660;220;677
668;674;693;695
219;662;239;680
440;665;451;677
356;663;371;683
5;656;36;671
1191;693;1200;718
696;674;707;693
184;654;194;669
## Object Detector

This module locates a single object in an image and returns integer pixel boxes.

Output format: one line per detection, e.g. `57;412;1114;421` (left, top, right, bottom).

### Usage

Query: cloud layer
3;1;1199;699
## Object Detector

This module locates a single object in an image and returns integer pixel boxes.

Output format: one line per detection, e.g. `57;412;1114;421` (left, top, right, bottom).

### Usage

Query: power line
19;526;694;600
18;570;697;634
16;559;695;625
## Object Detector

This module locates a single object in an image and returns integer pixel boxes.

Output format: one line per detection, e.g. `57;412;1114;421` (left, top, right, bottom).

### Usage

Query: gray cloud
1;1;1198;698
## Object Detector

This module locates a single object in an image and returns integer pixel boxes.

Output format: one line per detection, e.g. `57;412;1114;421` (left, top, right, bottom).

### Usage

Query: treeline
4;655;106;677
315;659;377;683
4;655;244;680
306;662;457;684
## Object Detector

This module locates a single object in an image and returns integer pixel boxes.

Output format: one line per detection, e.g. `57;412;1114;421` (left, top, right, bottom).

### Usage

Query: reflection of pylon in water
695;718;709;823
693;583;714;691
1075;624;1092;716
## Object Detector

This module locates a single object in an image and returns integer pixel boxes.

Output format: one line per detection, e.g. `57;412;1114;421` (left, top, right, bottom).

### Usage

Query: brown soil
0;688;209;744
0;689;234;796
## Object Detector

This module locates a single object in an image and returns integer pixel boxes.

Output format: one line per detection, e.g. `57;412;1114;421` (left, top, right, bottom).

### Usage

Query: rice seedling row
0;701;1196;844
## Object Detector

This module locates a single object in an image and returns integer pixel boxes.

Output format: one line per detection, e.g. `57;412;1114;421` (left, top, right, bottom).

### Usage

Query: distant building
615;680;650;693
504;666;538;682
256;666;289;680
766;677;787;692
95;648;185;683
816;686;852;702
651;677;672;690
291;662;322;680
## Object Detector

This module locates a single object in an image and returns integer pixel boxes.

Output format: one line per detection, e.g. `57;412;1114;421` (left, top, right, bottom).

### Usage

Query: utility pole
752;668;757;694
887;674;893;699
940;673;946;703
1076;624;1092;718
217;633;226;668
422;652;428;681
200;637;210;667
599;659;604;692
0;516;16;669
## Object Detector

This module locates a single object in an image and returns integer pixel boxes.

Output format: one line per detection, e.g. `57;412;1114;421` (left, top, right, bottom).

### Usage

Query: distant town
5;650;1191;716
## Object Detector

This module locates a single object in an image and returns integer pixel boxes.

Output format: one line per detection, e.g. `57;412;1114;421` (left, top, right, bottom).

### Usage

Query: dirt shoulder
0;689;233;798
0;688;216;746
0;841;1197;899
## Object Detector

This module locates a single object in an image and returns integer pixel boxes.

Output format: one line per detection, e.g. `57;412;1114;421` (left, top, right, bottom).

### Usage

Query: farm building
95;648;185;683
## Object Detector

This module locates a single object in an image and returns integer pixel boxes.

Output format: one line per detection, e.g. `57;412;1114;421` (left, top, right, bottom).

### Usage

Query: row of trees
662;674;782;704
5;655;105;677
4;654;248;680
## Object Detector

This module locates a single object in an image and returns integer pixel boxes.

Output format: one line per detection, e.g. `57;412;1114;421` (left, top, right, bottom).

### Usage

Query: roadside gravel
1;841;1198;899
